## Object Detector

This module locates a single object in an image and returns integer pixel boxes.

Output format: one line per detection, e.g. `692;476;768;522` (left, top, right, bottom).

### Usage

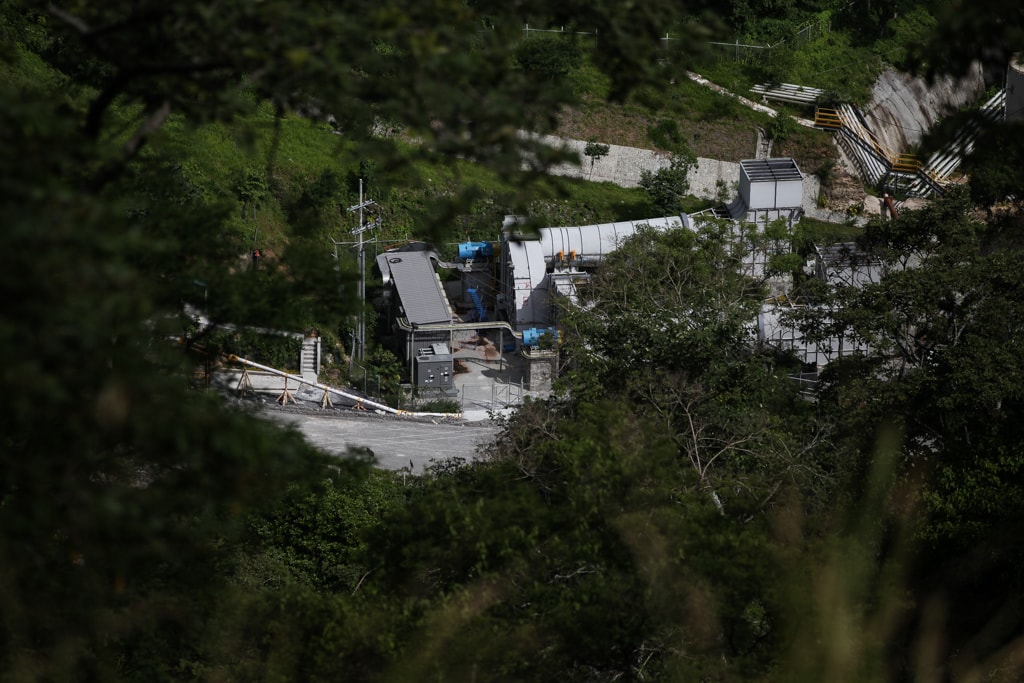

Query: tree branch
89;100;172;192
85;72;133;140
122;99;172;159
47;3;91;34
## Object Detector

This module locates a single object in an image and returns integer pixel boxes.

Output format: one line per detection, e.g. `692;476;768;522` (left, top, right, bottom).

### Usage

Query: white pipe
226;354;461;419
394;316;523;338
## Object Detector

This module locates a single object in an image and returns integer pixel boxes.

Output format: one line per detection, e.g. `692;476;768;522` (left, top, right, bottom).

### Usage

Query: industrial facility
372;58;1016;398
371;157;858;391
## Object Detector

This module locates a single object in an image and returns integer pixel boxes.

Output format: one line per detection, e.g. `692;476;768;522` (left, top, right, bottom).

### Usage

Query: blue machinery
459;240;559;350
460;241;493;323
522;327;558;348
458;241;494;260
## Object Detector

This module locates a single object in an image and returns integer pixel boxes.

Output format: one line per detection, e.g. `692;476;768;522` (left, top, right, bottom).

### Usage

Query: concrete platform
262;407;499;474
210;326;554;422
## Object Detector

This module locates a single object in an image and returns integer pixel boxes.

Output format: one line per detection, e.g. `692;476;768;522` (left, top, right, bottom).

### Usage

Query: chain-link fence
510;13;835;63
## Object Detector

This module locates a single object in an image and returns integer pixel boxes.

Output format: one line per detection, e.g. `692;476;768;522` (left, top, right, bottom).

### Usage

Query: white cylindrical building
537;214;691;266
499;214;692;329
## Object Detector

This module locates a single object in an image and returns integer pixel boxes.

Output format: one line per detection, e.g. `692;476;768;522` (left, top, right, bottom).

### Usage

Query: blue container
522;327;558;347
458;241;494;260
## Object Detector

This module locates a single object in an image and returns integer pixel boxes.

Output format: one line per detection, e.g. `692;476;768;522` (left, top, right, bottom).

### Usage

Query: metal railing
816;89;1008;197
815;104;937;194
814;107;842;129
227;354;462;418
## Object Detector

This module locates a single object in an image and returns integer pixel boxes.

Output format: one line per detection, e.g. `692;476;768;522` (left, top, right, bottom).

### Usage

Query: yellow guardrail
814;107;842;129
818;106;934;187
892;154;921;173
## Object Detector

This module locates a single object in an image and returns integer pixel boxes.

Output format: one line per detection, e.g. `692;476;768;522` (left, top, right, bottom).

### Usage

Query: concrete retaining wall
532;132;821;205
537;132;744;198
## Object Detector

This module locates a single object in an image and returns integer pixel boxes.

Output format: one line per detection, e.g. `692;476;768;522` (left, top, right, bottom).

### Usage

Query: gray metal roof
740;158;803;182
383;250;452;325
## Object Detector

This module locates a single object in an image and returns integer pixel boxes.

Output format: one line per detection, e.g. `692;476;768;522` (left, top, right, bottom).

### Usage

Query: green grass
144;97;671;258
570;58;612;100
555;38;847;172
6;26;849;267
144;105;361;251
0;43;62;91
154;105;356;195
690;9;899;106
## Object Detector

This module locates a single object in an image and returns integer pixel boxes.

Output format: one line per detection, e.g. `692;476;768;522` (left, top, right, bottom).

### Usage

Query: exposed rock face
821;168;865;211
861;64;985;153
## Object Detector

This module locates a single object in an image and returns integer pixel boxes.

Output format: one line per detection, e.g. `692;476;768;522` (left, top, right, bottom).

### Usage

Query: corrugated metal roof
383;250;452;325
740;158;803;182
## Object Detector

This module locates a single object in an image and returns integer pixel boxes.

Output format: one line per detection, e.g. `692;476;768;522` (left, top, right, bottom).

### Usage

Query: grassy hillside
541;32;838;177
3;13;887;261
123;93;683;259
544;1;940;178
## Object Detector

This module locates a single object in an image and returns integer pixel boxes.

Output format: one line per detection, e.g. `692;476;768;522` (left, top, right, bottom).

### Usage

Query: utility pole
345;178;379;364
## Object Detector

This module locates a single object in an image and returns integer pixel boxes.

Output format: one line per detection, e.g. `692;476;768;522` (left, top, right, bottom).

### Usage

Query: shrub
638;151;697;214
514;36;582;81
647;118;688;153
765;112;797;144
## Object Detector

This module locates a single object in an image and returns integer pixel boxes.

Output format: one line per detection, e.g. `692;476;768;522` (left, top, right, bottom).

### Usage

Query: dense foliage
791;192;1024;669
3;0;1024;681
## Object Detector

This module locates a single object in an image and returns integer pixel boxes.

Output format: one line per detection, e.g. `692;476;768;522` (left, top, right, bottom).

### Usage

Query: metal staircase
815;89;1007;198
908;89;1007;195
837;104;899;186
467;287;487;322
755;127;773;159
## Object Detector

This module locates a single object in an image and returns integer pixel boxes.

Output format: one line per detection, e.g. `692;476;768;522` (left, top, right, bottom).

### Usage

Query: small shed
739;158;804;211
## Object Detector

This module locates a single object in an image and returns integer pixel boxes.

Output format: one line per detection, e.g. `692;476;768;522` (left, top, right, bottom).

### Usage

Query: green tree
243;470;401;593
638;151;698;214
0;0;729;677
366;346;404;400
362;401;784;681
234;166;268;247
911;0;1024;80
765;111;797;144
514;34;583;82
557;222;833;513
583;138;610;178
796;192;1024;673
964;121;1024;209
905;0;1024;217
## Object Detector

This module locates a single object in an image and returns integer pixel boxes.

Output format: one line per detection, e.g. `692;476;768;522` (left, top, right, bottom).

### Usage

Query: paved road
261;407;500;473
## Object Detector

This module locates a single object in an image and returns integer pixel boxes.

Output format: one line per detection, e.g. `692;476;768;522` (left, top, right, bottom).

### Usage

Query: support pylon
277;377;295;405
237;367;254;395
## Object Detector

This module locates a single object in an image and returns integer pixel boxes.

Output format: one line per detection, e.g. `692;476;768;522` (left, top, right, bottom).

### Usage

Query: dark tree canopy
0;0;729;679
4;0;1024;680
